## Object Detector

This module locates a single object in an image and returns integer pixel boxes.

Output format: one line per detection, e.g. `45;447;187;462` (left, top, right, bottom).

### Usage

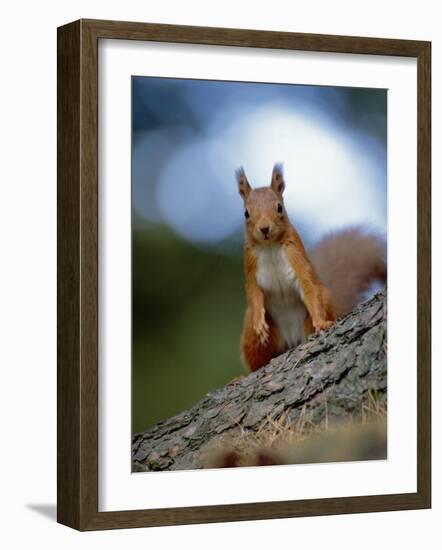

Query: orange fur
282;227;336;331
241;306;280;372
309;226;386;318
237;165;386;372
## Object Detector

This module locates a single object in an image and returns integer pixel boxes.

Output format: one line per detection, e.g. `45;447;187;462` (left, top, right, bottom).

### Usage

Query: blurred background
132;76;387;434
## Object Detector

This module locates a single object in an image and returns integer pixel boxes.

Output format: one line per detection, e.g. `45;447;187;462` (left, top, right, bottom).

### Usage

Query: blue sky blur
132;77;387;248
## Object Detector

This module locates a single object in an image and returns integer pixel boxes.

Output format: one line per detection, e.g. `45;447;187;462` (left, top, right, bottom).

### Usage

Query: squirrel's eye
277;203;283;213
244;209;250;219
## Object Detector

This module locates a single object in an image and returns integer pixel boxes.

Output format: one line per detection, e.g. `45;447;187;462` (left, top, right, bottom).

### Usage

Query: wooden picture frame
57;19;431;530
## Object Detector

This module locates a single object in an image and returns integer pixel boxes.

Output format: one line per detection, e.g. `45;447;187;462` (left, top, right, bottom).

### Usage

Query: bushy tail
310;226;387;318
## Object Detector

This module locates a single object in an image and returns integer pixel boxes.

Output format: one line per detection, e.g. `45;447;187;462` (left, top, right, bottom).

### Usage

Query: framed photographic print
57;19;431;530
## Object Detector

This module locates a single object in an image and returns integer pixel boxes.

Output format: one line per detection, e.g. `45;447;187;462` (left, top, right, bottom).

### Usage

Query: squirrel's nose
260;226;270;236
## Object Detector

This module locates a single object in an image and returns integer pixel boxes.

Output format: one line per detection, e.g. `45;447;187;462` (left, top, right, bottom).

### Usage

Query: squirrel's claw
314;319;334;332
258;329;270;346
254;313;270;346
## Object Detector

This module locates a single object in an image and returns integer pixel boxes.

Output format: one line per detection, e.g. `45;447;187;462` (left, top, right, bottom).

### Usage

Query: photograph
131;76;388;472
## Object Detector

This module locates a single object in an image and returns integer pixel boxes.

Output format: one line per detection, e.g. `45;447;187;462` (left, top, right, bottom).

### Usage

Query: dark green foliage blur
132;216;246;433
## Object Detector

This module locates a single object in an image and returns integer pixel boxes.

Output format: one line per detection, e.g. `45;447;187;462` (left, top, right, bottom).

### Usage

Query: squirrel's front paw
253;311;270;346
313;319;334;332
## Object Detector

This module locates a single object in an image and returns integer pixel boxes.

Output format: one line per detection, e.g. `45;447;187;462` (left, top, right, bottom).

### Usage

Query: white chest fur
255;245;307;350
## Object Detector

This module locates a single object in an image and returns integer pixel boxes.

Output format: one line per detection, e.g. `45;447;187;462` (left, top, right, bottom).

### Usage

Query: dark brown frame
57;19;431;531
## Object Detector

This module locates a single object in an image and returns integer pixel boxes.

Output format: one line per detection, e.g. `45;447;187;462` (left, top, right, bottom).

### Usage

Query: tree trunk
132;290;387;472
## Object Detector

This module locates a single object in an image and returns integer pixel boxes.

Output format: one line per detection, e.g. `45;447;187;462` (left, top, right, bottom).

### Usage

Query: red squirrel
237;163;386;372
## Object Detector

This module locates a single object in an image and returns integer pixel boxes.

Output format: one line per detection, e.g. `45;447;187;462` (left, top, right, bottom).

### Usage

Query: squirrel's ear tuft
270;163;285;197
236;166;252;200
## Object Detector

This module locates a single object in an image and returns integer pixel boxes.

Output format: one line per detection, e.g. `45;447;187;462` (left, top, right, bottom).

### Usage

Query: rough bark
132;289;387;472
